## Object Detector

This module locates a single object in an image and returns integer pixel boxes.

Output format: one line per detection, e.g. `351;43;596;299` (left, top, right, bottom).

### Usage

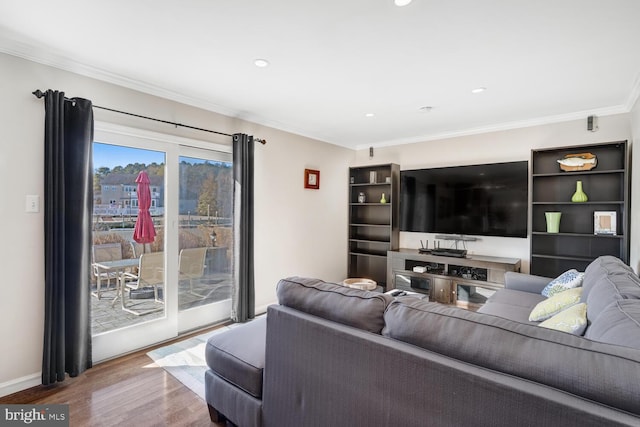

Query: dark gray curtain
41;90;94;385
232;133;255;322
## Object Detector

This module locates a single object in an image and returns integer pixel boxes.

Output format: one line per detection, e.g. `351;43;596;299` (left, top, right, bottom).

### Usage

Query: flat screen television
400;161;528;238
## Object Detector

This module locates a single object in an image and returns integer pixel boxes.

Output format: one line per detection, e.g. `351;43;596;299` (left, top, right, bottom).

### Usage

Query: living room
1;0;640;421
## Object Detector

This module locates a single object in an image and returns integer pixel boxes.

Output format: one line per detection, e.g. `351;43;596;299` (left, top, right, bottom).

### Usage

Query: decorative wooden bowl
558;152;597;171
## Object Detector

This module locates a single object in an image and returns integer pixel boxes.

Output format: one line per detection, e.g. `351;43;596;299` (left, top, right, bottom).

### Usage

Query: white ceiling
1;0;640;149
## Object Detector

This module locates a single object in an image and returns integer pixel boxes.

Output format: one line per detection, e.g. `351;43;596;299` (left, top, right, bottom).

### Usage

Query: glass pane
91;142;166;335
178;156;233;311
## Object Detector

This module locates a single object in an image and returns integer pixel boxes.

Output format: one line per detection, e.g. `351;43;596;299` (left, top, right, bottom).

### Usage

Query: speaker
587;115;598;132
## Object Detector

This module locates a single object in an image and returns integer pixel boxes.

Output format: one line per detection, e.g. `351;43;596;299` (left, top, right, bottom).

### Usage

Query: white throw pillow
541;269;584;298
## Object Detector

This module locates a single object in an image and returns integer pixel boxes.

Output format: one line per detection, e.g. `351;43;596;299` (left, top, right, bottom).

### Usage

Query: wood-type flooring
0;328;227;426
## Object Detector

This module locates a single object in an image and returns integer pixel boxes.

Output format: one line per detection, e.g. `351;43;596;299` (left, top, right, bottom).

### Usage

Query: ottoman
205;316;266;426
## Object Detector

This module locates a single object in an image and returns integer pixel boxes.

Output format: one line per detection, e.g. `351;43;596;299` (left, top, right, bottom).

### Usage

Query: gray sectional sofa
205;256;640;426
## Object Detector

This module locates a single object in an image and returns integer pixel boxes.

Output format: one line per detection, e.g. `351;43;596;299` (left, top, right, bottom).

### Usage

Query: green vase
380;193;387;204
545;212;562;233
571;180;588;202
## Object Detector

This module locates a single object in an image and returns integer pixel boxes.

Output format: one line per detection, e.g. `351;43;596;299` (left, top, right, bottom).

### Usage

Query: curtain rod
32;89;267;144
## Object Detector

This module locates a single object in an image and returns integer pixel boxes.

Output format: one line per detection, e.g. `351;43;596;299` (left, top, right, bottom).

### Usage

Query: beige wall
355;115;632;272
0;52;352;396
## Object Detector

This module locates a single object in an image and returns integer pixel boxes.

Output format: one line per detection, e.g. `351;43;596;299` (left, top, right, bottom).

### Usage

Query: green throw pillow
529;287;583;322
539;303;588;335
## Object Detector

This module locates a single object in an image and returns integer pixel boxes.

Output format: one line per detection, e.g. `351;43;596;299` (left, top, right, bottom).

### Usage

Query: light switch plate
25;195;40;213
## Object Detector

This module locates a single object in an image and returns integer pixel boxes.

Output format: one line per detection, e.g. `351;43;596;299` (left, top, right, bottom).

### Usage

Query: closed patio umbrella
133;171;156;246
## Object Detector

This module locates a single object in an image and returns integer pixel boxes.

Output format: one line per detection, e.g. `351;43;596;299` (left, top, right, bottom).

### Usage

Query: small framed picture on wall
304;169;320;189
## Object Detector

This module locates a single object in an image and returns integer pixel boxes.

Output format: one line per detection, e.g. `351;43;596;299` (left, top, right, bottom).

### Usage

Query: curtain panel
41;90;94;384
232;133;255;322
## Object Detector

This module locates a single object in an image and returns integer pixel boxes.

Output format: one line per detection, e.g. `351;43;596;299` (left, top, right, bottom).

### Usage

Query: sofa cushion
205;316;266;398
484;288;547;308
529;287;582;322
581;255;634;303
585;300;640;349
382;298;640;416
276;276;393;333
539;303;587;335
584;273;640;323
477;289;545;324
541;269;584;297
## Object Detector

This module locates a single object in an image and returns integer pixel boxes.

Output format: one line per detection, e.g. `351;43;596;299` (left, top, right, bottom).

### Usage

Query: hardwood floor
1;328;227;427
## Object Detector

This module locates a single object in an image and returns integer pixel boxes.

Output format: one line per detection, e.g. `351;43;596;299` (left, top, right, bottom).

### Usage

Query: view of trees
180;160;233;218
94;160;233;218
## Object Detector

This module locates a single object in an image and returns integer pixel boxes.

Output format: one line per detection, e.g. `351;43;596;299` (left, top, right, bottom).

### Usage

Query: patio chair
120;251;164;316
179;247;208;298
92;242;123;299
129;240;144;258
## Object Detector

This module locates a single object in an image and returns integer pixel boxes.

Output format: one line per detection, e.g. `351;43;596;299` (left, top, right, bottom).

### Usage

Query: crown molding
355;104;629;151
0;37;339;149
1;32;634;153
0;38;240;118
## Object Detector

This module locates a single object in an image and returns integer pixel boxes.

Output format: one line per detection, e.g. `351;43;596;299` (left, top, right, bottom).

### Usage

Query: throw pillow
529;287;583;322
541;269;584;297
539;303;588;335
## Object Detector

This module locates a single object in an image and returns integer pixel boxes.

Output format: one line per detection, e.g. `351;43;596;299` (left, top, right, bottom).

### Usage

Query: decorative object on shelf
545;212;562;233
370;171;377;183
594;211;617;235
350;176;354;184
385;176;391;183
342;278;377;291
304;168;320;189
358;192;366;203
557;152;597;172
571;180;588;202
380;193;387;203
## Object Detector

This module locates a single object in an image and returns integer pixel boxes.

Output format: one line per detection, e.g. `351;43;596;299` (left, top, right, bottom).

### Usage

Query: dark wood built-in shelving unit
348;163;400;288
530;141;630;277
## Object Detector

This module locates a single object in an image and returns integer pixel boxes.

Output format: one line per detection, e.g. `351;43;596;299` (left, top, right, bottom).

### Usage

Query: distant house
94;173;164;216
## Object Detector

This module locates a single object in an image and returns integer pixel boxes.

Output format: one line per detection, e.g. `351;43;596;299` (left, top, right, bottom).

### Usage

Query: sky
93;142;165;170
93;142;230;171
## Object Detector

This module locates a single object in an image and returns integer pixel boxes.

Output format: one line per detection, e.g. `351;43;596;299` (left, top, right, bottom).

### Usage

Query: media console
386;249;521;309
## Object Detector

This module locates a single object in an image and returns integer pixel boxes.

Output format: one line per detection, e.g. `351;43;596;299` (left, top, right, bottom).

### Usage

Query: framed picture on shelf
594;211;616;235
304;168;320;189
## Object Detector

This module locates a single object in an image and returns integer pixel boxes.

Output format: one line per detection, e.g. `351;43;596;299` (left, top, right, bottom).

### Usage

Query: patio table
92;258;139;306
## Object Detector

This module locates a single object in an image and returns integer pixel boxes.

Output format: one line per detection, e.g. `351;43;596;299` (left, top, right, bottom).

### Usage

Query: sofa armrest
504;271;552;294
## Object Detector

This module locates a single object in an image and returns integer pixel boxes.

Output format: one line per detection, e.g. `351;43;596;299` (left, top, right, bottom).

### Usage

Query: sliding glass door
177;146;233;332
91;123;232;362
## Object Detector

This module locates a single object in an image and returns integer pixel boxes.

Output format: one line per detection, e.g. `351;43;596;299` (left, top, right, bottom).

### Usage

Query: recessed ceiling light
365;113;375;118
254;58;270;68
471;87;487;94
419;106;433;113
394;0;412;6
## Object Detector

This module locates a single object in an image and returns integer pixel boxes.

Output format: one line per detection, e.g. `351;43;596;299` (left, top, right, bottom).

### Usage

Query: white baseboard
0;372;41;398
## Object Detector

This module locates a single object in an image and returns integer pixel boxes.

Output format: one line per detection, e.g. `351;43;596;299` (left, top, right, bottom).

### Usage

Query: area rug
146;325;233;401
